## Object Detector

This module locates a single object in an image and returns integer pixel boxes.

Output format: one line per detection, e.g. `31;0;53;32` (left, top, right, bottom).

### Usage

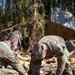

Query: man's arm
57;52;73;75
56;54;66;75
28;54;41;75
3;50;27;75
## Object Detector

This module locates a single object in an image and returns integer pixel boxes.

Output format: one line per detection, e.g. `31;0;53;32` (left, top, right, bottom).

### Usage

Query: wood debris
15;50;75;75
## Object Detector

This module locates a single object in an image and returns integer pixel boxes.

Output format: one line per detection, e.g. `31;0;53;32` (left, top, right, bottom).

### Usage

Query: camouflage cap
10;30;23;45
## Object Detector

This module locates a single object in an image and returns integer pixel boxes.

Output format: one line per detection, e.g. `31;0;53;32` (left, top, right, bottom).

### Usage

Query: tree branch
0;24;18;33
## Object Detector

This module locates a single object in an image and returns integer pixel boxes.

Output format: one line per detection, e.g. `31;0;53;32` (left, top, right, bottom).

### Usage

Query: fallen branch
15;50;31;61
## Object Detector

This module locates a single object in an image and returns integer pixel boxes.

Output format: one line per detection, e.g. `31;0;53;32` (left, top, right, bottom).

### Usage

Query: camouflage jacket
32;35;69;59
31;35;72;75
0;41;26;75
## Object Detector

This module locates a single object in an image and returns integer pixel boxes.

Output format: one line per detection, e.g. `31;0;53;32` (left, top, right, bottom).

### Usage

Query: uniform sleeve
12;63;26;75
56;53;68;75
7;54;26;75
28;56;41;75
3;51;26;75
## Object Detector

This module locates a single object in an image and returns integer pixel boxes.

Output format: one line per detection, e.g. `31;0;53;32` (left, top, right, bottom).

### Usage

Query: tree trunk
4;0;10;28
13;0;20;23
42;0;50;20
27;0;44;53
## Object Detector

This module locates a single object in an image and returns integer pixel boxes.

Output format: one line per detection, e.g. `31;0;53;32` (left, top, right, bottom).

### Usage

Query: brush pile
15;50;75;75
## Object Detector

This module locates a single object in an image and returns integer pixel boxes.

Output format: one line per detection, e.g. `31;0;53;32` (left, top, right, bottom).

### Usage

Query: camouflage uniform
28;35;73;75
0;31;26;75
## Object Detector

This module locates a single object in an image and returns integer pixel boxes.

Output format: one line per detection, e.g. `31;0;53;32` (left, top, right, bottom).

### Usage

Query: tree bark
27;0;44;53
4;0;10;28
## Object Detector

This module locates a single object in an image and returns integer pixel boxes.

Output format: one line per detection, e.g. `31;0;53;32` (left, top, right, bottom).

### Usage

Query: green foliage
38;3;46;18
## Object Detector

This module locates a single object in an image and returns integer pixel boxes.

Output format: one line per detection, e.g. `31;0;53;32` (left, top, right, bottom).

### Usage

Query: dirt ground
16;50;75;75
